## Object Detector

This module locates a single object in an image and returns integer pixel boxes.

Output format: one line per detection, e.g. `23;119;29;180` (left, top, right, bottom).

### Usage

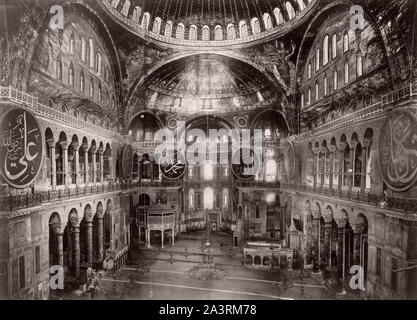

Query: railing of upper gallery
0;86;119;140
280;182;417;215
0;180;181;211
235;180;281;189
299;81;417;137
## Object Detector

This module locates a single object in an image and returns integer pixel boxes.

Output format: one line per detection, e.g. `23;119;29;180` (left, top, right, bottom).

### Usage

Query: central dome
144;54;277;114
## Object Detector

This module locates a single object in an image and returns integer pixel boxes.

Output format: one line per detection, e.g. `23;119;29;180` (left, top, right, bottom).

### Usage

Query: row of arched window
110;0;312;41
308;32;352;79
301;55;364;108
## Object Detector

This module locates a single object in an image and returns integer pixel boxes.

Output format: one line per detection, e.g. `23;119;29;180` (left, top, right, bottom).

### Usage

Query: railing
280;182;417;214
0;86;119;140
1;180;181;211
235;180;280;189
299;80;417;139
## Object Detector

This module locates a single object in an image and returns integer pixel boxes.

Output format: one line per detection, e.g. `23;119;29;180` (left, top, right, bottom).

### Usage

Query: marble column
55;228;64;267
91;147;97;185
72;143;80;186
324;222;333;266
312;148;319;188
147;229;151;248
338;143;346;191
172;229;175;246
97;217;104;262
161;230;164;249
353;227;363;266
72;226;80;279
349;142;357;194
305;213;313;264
329;147;336;189
98;147;104;183
82;143;89;184
361;139;370;193
47;139;57;188
86;220;93;266
336;220;346;280
312;217;320;268
60;142;69;187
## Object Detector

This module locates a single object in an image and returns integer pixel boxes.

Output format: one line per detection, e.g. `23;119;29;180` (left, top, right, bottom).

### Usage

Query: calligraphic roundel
0;108;43;188
379;109;417;191
120;144;134;181
231;148;261;180
283;141;296;180
159;154;186;180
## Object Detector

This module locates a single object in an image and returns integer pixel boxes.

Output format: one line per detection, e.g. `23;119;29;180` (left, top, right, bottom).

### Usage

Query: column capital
350;141;358;149
59;141;69;150
98;147;104;155
336;219;347;229
90;146;97;155
339;142;347;151
82;143;89;153
363;138;372;148
312;146;320;155
72;142;80;151
320;146;329;154
47;138;56;148
71;226;80;233
329;146;337;154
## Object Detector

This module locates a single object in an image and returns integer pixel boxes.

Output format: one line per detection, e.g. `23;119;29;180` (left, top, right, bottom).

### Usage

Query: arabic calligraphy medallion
379;109;417;191
0;108;43;188
120;144;133;181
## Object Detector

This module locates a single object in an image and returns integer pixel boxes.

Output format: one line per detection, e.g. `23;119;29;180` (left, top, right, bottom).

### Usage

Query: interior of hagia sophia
0;0;417;300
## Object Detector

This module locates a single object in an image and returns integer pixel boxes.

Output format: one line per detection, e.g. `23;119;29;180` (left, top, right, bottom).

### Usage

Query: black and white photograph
0;0;417;307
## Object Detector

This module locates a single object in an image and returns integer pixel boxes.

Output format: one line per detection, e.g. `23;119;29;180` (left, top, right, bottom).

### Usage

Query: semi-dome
143;53;278;115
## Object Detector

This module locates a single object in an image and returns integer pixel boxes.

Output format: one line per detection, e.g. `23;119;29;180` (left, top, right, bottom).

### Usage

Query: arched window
80;71;85;93
98;82;102;102
222;189;229;210
70;34;75;55
97;53;102;75
263;13;273;30
69;63;74;87
323;35;329;66
273;8;283;25
56;58;62;80
141;12;150;30
344;62;349;84
203;187;214;210
301;93;304;109
89;77;94;98
111;0;120;8
204;164;214;181
188;188;195;210
316;48;320;71
333;69;338;90
89;39;94;69
297;0;306;10
202;25;210;41
176;23;185;39
251;18;260;34
315;82;319;101
343;32;349;53
164;21;173;37
132;6;141;23
239;21;248;37
121;0;130;17
266;159;277;182
265;128;272;138
81;37;86;62
332;34;337;59
144;131;153;141
152;17;162;34
308;62;312;79
189;25;197;40
286;2;295;19
215;25;223;41
356;55;363;77
307;88;311;105
257;91;264;102
136;130;143;141
323;76;328;96
227;24;236;40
